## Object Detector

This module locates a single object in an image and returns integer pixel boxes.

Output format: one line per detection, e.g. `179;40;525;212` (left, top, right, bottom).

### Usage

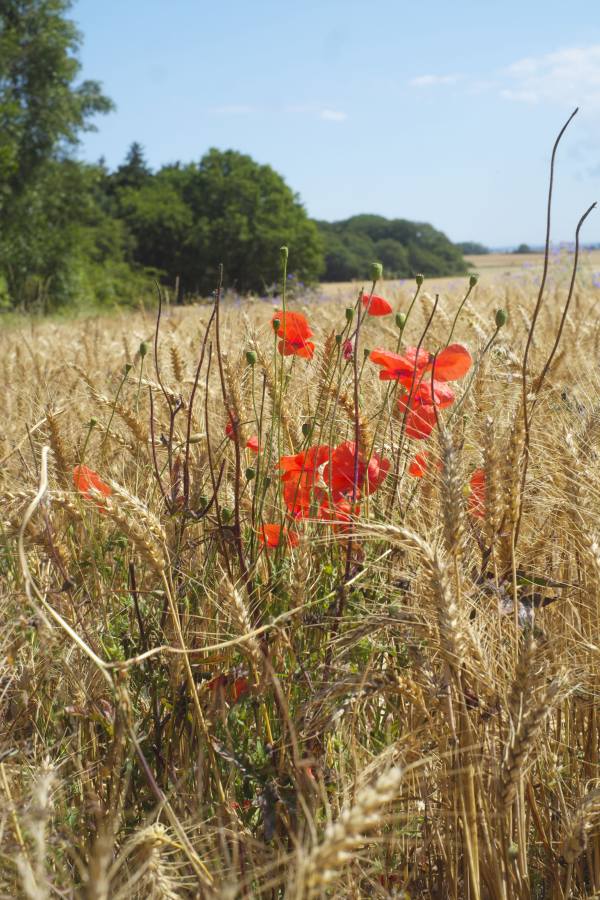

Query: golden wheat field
3;258;600;899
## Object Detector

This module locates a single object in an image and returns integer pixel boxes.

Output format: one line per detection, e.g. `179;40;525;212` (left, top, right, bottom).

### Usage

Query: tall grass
2;141;600;898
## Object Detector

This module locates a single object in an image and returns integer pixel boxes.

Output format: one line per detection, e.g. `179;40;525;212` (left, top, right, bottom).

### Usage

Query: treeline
0;0;467;312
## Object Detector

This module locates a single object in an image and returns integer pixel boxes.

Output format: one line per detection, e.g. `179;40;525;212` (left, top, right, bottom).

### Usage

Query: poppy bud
124;363;133;375
263;476;272;489
245;350;257;366
469;273;479;288
302;422;312;437
370;261;383;283
272;317;281;332
495;308;508;328
221;507;233;523
395;312;406;330
335;333;343;345
363;348;371;359
415;273;424;286
245;466;256;481
345;307;354;323
280;246;289;262
139;341;149;358
89;417;98;428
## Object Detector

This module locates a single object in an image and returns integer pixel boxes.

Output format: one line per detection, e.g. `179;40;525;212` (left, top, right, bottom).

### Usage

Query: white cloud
408;73;462;88
502;46;600;107
319;108;347;122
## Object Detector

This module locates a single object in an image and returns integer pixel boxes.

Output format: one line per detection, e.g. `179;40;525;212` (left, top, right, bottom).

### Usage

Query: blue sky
74;0;600;247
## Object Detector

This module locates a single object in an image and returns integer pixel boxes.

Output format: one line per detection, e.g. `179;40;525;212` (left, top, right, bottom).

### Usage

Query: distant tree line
0;0;468;311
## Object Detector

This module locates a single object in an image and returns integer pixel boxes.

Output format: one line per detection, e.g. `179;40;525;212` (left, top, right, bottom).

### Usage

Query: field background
2;257;600;899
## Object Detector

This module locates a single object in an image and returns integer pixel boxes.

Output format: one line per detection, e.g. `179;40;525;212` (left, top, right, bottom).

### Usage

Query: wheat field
2;257;600;899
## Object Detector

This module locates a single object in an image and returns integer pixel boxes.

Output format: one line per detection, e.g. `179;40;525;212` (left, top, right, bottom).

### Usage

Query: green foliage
113;149;324;295
318;215;467;280
0;0;114;309
457;241;490;255
515;243;533;254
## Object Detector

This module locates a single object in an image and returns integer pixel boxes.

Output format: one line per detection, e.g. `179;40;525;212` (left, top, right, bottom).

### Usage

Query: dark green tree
0;0;113;306
317;215;467;281
117;149;324;295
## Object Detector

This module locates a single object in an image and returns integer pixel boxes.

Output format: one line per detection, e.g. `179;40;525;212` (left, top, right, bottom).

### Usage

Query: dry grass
2;263;600;899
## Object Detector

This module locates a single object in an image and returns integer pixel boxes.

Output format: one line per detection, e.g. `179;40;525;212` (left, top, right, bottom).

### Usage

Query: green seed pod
124;362;133;374
495;308;508;328
245;350;257;366
335;333;343;345
199;494;208;509
245;466;256;481
363;347;371;359
263;476;272;489
345;307;354;323
415;273;424;286
221;507;233;524
395;312;407;330
370;261;383;283
89;417;98;428
469;273;479;288
302;422;312;437
139;341;149;358
272;317;281;332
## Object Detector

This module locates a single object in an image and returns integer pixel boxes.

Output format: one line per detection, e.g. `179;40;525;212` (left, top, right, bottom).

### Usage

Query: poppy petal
405;405;438;440
430;344;472;382
362;293;392;316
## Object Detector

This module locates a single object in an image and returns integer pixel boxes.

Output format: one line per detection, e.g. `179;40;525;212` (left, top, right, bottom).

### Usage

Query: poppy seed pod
395;312;407;330
245;467;256;481
370;261;383;283
272;317;281;332
139;341;149;358
245;350;257;366
335;333;343;345
469;274;479;288
495;308;508;328
415;273;424;286
221;507;233;523
363;348;371;359
345;307;354;322
302;422;312;437
89;417;98;428
124;363;133;374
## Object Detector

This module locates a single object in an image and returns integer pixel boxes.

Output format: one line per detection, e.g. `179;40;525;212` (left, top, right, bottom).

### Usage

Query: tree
0;0;113;306
108;142;152;194
116;149;324;295
457;241;489;255
317;215;467;281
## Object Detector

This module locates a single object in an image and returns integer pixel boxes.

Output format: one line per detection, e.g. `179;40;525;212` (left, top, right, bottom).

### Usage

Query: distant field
321;247;600;300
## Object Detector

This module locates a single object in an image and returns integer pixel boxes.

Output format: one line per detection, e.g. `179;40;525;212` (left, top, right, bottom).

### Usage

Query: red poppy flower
73;465;112;501
362;293;392;316
468;468;486;518
398;381;456;440
259;523;300;548
370;344;472;387
408;452;429;478
318;496;360;533
342;339;353;361
322;441;390;499
232;676;250;701
272;310;315;359
279;445;331;517
225;421;259;452
408;450;443;477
